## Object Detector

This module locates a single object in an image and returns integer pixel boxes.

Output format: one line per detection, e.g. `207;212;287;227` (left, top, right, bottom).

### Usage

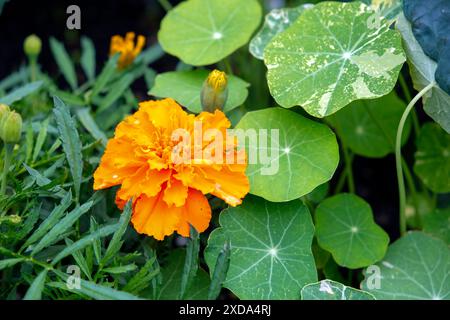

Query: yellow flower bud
24;34;42;57
0;104;10;122
201;70;229;113
0;111;22;144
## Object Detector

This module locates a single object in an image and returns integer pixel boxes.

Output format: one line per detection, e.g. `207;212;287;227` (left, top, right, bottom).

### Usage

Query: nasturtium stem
1;143;13;197
396;82;435;236
342;142;355;194
158;0;172;11
398;73;420;137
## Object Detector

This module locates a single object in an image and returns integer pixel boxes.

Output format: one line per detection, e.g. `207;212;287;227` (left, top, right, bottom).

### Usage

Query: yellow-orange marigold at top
110;32;145;69
93;98;249;240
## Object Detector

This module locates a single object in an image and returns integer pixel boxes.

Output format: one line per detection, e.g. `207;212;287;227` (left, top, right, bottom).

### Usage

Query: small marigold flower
109;32;146;69
93;98;249;240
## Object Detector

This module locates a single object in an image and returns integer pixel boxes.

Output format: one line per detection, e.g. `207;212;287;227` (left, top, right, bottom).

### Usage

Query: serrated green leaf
65;238;92;280
97;74;133;112
32;118;49;163
250;4;313;60
265;1;405;117
361;232;450;300
53;96;83;200
24;269;47;300
80;36;96;82
149;70;249;113
52;224;118;265
315;193;389;269
179;226;200;299
158;0;262;66
0;81;43;105
235;108;339;202
76;108;108;147
205;195;317;299
0;258;25;271
413;123;450;193
102;201;132;266
301;279;375;300
91;54;119;99
103;264;137;275
49;38;78;90
327;91;411;158
123;254;159;295
207;239;230;300
31;201;93;256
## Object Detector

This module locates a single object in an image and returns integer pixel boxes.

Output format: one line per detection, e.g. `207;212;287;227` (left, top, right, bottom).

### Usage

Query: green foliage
301;279;375;300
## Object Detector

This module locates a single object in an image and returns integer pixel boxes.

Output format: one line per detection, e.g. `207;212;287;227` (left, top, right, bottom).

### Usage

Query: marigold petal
131;193;181;240
163;178;188;207
176;189;212;237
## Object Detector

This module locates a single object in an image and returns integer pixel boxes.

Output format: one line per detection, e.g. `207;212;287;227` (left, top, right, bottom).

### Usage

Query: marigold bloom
93;98;249;240
110;32;145;69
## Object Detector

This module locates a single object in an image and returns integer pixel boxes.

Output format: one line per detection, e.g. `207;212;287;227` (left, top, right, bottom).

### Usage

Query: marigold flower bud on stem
0;110;22;144
201;69;228;113
23;34;42;57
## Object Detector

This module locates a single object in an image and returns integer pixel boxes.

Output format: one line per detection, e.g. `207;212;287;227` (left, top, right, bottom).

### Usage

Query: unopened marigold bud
24;34;42;57
0;104;10;122
0;111;22;144
201;69;228;113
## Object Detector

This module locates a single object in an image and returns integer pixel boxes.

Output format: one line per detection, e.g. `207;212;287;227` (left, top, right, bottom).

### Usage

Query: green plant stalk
29;56;38;82
158;0;172;11
396;82;435;236
398;73;420;135
341;142;355;193
1;144;13;197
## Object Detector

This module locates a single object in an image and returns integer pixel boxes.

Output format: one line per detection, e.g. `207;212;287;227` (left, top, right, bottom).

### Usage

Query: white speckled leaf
361;232;450;300
396;13;450;133
235;108;339;202
158;0;262;66
315;193;390;269
149;70;249;113
301;279;375;300
249;4;313;60
264;1;405;117
204;195;317;299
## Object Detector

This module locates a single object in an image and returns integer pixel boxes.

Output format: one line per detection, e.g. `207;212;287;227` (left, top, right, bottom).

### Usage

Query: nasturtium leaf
423;209;450;246
413;123;450;193
361;0;403;22
396;13;450;133
149;70;249;113
264;1;405;117
249;4;313;60
315;193;389;269
235;107;339;202
361;232;450;300
158;0;262;66
301;279;375;300
204;195;317;299
327;91;411;158
157;250;210;300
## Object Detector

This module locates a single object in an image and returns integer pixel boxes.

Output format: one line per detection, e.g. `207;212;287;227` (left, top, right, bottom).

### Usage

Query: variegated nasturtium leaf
396;13;450;133
249;4;313;60
315;193;389;269
149;70;249;113
204;195;317;299
301;280;375;300
413;123;450;193
158;0;262;66
327;91;411;158
235;108;339;202
423;209;450;246
264;1;405;118
361;0;403;22
155;250;210;300
361;232;450;300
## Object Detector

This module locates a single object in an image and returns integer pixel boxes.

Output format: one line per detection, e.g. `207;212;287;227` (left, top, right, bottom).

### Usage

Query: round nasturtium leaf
423;209;450;246
361;232;450;300
327;91;411;158
235;108;339;202
158;0;262;66
413;123;450;193
315;193;389;269
204;195;317;299
264;1;406;118
249;4;313;60
149;70;249;113
301;279;375;300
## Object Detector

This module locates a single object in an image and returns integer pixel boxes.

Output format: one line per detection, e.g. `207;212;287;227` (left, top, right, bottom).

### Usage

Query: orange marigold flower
109;32;145;69
93;98;249;240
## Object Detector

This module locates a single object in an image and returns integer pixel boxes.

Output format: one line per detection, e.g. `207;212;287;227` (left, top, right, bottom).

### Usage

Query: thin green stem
224;57;233;75
29;56;37;82
1;144;13;197
398;73;420;136
396;82;435;236
158;0;172;11
342;143;355;193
